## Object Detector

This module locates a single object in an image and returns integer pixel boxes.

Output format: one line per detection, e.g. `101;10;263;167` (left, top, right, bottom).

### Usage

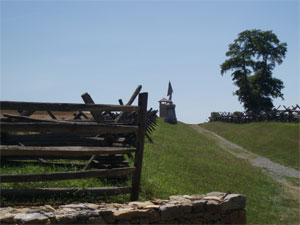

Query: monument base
164;104;177;124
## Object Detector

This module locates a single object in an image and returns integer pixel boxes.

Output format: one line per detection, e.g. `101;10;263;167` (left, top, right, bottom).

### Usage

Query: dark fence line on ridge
209;105;300;123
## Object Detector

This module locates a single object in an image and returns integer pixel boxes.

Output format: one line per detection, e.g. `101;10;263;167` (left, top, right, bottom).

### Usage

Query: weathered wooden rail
209;105;300;123
0;92;148;201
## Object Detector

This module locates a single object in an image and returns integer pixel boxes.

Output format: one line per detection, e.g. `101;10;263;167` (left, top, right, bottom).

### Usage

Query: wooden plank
3;114;72;124
126;85;143;106
73;111;89;120
0;101;139;112
0;160;129;172
115;85;142;123
1;159;129;168
1;159;87;167
20;110;34;116
83;155;96;170
145;133;153;143
131;92;148;201
0;122;138;134
81;112;89;119
0;187;132;197
2;134;106;147
81;94;105;165
47;111;57;119
81;93;105;123
0;145;136;156
2;140;106;147
1;155;127;161
1;167;136;183
3;133;103;141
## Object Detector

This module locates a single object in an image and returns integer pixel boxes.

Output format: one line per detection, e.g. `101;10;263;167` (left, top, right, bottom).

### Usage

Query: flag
167;81;173;99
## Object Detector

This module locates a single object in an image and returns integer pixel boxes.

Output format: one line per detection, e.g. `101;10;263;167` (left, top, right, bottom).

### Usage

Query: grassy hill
140;119;299;224
1;119;299;224
199;121;300;170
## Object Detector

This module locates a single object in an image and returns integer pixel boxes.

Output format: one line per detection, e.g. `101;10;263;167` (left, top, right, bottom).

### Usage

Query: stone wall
0;192;246;224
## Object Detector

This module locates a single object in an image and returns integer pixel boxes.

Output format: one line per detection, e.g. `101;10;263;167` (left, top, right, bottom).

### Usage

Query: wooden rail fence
209;105;300;123
0;91;148;201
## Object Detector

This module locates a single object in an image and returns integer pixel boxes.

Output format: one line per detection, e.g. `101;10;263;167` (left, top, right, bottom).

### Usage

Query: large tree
220;29;287;113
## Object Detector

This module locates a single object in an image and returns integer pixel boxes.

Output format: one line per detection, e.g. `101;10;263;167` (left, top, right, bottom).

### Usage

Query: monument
159;81;177;124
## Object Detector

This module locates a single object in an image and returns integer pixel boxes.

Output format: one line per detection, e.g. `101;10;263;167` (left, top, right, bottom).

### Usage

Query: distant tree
220;29;287;113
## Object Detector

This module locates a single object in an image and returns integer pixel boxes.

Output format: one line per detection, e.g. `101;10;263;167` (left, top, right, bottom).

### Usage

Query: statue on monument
164;81;177;124
167;81;173;102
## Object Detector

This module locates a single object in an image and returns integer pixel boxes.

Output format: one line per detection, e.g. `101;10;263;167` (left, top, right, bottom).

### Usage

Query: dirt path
190;124;300;184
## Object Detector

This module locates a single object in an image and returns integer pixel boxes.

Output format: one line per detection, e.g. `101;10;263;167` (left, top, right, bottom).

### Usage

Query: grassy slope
140;119;299;224
1;119;299;223
199;121;300;170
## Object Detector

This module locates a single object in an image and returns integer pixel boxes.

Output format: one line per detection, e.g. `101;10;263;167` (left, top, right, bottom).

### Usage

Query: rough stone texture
14;212;49;224
160;204;184;221
221;194;246;212
192;200;206;212
0;192;246;224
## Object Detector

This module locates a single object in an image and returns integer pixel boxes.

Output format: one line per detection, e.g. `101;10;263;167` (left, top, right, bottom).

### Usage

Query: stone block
131;218;140;224
158;219;179;224
117;220;131;224
0;213;15;224
128;201;155;209
203;212;221;221
55;214;78;224
114;209;150;221
221;194;246;212
180;203;192;213
190;218;205;224
169;195;192;203
77;210;99;219
14;212;49;224
102;214;115;224
186;194;205;201
192;200;206;212
160;205;183;221
100;210;116;224
184;219;192;224
43;205;56;212
140;217;150;224
211;220;222;225
148;209;160;223
204;200;221;213
86;216;107;224
203;196;222;202
229;209;246;224
184;213;203;219
205;192;226;198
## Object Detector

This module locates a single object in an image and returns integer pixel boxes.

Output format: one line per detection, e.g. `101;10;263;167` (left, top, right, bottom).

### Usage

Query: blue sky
1;1;299;123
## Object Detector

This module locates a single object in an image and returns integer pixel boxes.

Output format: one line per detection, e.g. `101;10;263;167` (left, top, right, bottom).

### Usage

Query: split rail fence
209;105;300;123
0;91;149;201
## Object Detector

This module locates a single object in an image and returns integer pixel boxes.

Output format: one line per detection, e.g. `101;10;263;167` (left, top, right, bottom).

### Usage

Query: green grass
139;119;299;224
0;162;132;206
285;177;300;187
199;121;300;170
1;119;299;224
0;164;109;189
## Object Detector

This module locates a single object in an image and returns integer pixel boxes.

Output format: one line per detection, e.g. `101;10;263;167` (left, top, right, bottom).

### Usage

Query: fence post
131;92;148;201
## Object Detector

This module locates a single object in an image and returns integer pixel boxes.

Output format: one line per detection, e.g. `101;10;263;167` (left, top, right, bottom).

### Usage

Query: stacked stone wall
0;192;246;224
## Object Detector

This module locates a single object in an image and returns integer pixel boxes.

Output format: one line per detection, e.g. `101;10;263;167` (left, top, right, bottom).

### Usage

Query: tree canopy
220;29;287;113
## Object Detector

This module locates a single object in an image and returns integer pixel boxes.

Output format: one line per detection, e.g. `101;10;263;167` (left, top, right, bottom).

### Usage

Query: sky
1;0;299;124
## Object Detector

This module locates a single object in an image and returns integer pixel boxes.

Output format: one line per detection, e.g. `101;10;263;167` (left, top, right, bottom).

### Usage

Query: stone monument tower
158;81;177;124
